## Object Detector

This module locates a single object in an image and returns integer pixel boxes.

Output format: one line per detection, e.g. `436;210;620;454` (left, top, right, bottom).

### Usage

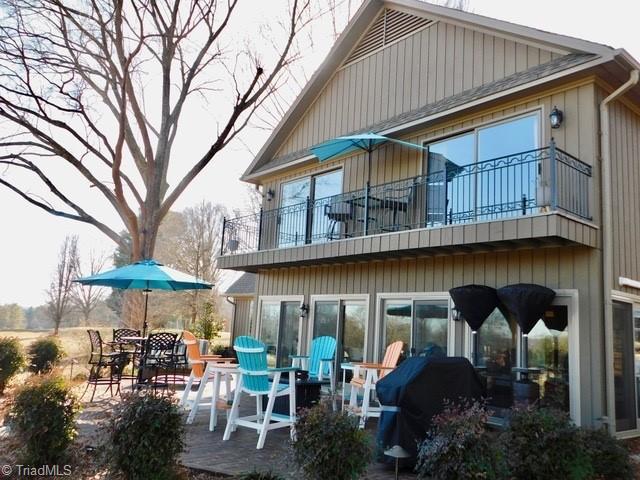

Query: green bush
107;393;185;480
291;401;371;480
190;301;224;344
0;337;26;394
578;427;633;480
416;399;507;480
7;375;81;465
28;337;64;373
236;472;284;480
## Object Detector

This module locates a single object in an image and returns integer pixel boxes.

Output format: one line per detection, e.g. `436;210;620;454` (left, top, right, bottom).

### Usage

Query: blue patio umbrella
75;259;213;336
310;133;427;184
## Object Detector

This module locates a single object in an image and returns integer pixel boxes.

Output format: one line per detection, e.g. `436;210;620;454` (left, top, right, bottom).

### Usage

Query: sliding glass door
425;113;540;226
259;300;301;367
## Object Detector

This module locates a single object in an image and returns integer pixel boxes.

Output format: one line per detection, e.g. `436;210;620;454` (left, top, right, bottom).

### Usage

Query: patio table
187;362;239;431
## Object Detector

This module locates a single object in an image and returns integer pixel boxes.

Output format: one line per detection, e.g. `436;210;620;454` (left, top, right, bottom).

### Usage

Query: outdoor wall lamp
549;106;564;129
452;306;463;322
300;303;309;318
266;188;275;202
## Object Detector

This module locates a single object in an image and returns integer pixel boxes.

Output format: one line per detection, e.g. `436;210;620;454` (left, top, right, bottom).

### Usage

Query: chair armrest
206;357;236;362
320;357;334;362
289;355;309;359
357;362;389;370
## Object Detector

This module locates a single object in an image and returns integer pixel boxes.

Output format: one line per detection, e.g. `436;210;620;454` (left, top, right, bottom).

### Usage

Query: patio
77;385;417;479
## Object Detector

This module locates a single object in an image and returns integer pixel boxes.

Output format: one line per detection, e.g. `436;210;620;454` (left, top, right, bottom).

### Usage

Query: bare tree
72;249;107;326
47;235;79;334
0;0;318;263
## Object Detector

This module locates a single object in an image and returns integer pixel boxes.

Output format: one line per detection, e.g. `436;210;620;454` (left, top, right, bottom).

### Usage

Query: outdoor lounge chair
347;340;403;428
179;331;235;430
290;335;337;393
223;336;298;449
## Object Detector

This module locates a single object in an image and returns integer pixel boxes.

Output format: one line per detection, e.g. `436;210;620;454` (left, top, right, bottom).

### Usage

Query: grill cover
376;356;485;465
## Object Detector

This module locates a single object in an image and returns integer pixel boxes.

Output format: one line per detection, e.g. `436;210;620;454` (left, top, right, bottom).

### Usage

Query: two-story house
218;0;640;436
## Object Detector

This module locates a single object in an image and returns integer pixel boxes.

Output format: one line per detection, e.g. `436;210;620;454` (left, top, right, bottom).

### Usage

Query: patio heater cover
497;284;556;334
375;356;485;465
449;285;500;331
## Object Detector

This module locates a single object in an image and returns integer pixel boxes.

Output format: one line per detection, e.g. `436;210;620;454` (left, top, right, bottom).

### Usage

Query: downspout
225;296;237;341
600;69;639;432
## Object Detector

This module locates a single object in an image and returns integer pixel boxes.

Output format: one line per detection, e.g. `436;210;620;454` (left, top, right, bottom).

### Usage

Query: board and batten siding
606;96;640;294
254;245;603;427
231;298;255;339
261;81;600;227
273;18;565;160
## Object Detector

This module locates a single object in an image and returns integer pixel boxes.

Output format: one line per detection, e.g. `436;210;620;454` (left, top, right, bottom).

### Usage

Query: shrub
579;427;633;480
501;406;592;480
7;375;81;465
291;401;371;480
0;337;26;394
416;399;507;480
236;472;284;480
107;393;185;480
190;301;224;344
28;337;64;373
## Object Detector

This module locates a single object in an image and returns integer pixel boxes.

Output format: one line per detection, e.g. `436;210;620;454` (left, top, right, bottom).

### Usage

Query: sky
1;0;639;307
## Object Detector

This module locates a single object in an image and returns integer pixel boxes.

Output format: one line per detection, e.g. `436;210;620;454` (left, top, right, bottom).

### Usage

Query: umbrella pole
142;289;150;337
521;333;529;381
472;330;478;365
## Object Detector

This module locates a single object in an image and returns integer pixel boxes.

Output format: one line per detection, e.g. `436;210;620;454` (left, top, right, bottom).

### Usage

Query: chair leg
188;375;207;425
223;374;243;441
181;372;195;408
288;370;297;441
257;378;280;449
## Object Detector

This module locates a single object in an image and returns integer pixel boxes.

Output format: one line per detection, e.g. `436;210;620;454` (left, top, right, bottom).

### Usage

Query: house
217;0;640;436
223;272;256;340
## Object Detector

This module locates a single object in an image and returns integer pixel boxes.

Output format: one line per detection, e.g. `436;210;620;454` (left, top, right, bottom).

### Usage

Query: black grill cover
449;284;500;331
497;283;556;334
375;356;485;465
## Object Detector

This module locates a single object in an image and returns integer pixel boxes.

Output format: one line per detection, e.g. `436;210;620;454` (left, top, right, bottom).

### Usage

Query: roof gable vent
344;8;434;66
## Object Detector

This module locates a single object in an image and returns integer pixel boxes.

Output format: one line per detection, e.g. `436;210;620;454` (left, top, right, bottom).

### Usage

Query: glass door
613;300;637;432
259;300;301;368
260;302;280;368
311;170;343;243
278;177;310;247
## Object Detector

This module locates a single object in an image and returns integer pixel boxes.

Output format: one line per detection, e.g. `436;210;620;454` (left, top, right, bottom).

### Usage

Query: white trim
619;277;640;290
374;292;452;363
309;294;370;360
460;289;581;425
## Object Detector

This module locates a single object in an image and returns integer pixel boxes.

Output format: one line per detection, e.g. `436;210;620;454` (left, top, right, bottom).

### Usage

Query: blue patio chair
222;336;298;449
290;336;337;393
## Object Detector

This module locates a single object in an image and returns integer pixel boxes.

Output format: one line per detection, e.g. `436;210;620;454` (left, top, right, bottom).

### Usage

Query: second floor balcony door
278;169;343;247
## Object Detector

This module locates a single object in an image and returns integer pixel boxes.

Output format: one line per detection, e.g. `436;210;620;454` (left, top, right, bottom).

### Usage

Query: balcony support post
220;216;226;255
257;208;264;251
549;138;558;211
364;181;370;235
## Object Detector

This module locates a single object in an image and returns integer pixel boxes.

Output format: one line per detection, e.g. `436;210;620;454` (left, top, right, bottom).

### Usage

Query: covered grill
375;356;485;466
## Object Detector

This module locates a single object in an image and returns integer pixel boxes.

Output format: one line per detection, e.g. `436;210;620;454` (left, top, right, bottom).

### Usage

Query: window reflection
343;303;366;363
613;300;637;431
260;303;280;368
383;300;411;355
277;302;300;367
414;301;448;355
278;178;310;247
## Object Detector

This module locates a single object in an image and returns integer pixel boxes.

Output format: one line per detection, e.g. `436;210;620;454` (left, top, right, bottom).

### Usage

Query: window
425;113;540;226
613;300;637;432
278;170;343;247
380;296;449;359
258;299;302;367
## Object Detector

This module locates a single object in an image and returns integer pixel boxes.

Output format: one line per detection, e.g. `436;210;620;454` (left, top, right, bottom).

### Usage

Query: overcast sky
1;0;639;307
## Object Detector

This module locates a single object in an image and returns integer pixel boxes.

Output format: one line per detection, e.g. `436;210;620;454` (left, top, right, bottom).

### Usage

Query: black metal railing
220;141;592;255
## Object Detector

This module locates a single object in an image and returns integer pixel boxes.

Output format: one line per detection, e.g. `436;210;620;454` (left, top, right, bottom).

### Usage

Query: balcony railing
221;141;592;256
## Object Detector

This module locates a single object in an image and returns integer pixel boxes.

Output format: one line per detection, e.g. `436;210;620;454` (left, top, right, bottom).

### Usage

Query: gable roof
242;0;621;182
224;272;256;297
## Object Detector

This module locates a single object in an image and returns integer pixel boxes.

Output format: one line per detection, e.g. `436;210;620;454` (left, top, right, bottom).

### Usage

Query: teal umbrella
311;132;427;184
75;259;213;336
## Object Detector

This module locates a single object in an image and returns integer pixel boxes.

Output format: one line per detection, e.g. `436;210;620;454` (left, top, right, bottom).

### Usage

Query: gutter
600;68;639;432
225;296;236;339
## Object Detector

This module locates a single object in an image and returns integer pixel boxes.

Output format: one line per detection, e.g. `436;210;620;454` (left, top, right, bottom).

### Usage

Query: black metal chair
83;330;127;402
137;332;178;394
113;328;142;387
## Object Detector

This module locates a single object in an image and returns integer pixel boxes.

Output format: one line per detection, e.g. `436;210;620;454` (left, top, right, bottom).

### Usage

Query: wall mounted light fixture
300;303;309;318
266;188;275;202
549;106;564;129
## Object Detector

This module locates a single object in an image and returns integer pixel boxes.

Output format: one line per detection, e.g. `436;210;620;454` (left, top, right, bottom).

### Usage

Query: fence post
549;138;558;211
257;208;264;251
443;163;449;225
220;217;226;255
364;181;370;235
522;194;527;215
304;196;313;244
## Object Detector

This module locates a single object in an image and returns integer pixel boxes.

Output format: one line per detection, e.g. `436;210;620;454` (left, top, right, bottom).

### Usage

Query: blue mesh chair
290;336;337;392
223;336;298;449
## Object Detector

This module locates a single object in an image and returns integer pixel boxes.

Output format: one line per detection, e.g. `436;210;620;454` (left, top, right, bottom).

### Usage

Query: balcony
219;143;596;271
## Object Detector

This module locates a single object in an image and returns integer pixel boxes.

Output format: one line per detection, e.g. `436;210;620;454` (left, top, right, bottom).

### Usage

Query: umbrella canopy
449;284;500;331
75;259;213;291
497;283;556;335
310;132;427;183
